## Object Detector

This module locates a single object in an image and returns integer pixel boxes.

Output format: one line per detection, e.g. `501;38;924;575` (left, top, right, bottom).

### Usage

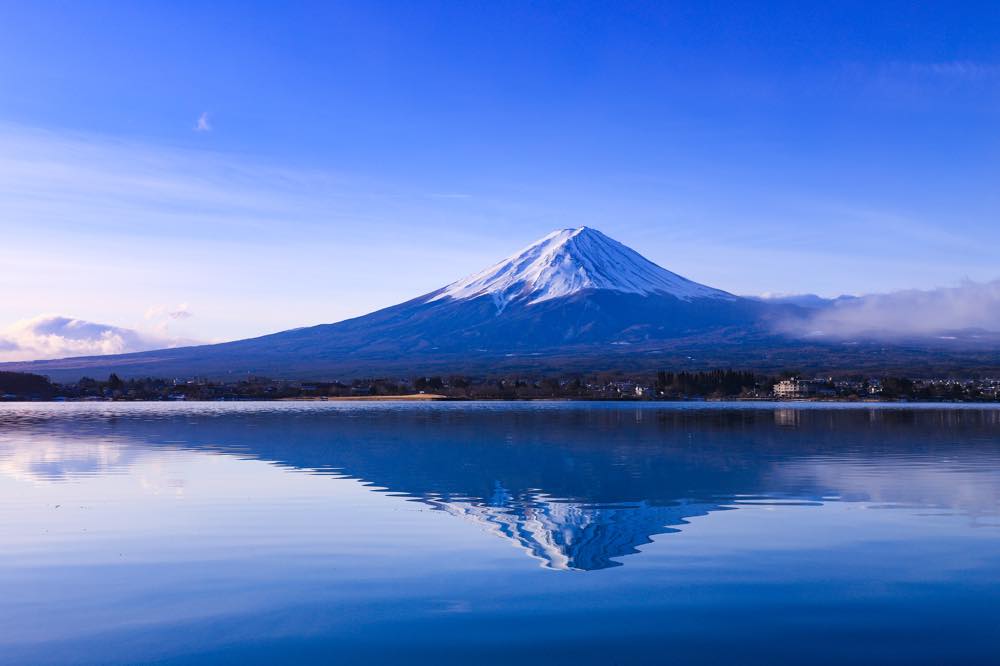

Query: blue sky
1;1;998;350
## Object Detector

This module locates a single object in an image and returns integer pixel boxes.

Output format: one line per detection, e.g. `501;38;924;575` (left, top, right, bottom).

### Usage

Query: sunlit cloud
0;315;199;362
776;279;1000;339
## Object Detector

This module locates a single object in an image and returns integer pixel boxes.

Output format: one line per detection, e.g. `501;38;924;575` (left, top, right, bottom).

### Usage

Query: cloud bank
776;280;1000;339
0;315;197;362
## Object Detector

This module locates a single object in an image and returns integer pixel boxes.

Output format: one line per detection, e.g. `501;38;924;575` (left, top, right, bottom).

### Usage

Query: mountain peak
430;227;732;310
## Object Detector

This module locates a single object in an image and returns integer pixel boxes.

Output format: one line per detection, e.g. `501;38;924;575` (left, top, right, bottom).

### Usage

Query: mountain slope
2;227;772;379
7;227;995;381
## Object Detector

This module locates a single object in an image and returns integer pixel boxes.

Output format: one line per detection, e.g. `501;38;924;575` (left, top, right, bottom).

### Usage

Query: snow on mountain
429;226;733;311
6;225;998;381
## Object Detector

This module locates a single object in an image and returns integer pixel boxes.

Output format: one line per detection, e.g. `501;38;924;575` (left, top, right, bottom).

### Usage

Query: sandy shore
280;394;450;401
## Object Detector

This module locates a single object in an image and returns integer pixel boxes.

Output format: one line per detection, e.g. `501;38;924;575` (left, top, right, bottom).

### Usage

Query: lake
1;402;999;664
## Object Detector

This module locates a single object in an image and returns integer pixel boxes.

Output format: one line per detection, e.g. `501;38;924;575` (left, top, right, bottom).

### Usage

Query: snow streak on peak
430;227;732;310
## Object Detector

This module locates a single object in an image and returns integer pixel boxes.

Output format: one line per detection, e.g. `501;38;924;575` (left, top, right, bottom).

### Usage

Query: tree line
0;370;997;402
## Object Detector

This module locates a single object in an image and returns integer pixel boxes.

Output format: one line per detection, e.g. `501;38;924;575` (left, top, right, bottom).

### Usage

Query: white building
774;378;833;399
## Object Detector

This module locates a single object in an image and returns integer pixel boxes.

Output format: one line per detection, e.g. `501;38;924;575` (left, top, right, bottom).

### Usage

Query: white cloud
0;315;198;362
145;303;193;320
777;280;1000;339
195;111;212;132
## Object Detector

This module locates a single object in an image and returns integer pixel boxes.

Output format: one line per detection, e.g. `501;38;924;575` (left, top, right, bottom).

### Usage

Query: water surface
2;402;999;664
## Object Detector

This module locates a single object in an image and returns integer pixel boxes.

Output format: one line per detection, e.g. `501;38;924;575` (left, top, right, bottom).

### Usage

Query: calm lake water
1;402;999;664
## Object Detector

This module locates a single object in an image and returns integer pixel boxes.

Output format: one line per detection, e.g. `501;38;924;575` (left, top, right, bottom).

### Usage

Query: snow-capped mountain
430;227;732;310
15;226;989;380
4;226;771;379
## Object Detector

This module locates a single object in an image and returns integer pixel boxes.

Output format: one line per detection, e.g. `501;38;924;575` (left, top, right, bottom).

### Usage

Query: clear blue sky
1;1;998;345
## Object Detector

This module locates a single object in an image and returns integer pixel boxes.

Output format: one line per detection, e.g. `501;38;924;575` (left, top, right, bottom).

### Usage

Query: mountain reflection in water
1;403;999;571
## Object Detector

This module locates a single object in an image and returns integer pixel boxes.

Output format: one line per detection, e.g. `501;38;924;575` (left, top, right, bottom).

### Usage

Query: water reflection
437;496;723;570
0;435;139;484
1;403;999;570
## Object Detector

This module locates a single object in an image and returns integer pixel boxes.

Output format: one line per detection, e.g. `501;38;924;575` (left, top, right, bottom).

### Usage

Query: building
773;378;834;399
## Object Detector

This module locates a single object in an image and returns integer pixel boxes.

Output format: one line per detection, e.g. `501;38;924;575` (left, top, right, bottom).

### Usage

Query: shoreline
277;394;450;401
3;396;999;405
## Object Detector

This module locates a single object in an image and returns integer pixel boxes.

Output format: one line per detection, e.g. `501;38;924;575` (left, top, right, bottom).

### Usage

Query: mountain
429;227;733;309
3;227;999;380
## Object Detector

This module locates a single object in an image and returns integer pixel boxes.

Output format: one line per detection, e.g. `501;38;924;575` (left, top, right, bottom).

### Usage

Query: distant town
2;369;999;403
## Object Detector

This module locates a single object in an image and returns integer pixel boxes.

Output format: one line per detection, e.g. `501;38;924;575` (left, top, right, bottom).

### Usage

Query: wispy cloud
0;315;199;362
0;123;435;243
777;280;1000;339
0;123;508;341
854;60;1000;104
898;61;1000;81
195;111;212;132
145;303;193;321
427;192;473;200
